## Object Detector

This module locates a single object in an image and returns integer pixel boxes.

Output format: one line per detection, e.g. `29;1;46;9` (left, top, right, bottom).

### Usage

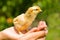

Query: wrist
0;32;3;39
0;32;7;40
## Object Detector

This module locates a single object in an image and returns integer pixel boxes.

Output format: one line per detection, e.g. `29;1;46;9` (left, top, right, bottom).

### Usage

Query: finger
31;30;48;39
37;37;46;40
37;21;47;30
27;21;48;33
37;29;48;38
44;29;48;35
28;21;47;33
27;27;38;33
25;31;46;40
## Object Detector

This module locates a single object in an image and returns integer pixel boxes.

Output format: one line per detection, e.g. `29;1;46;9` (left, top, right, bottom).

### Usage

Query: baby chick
13;6;42;34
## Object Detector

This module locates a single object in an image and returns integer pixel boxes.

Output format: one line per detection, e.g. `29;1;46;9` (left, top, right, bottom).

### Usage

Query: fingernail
45;30;48;35
38;21;45;27
38;21;47;27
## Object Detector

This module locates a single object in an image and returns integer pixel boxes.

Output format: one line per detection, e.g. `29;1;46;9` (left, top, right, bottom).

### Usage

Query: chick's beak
40;10;42;13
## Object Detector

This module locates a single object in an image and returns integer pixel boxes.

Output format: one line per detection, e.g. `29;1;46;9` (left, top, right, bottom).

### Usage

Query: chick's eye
34;9;38;11
36;9;39;10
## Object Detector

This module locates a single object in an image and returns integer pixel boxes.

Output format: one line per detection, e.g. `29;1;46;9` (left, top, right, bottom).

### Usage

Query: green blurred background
0;0;60;40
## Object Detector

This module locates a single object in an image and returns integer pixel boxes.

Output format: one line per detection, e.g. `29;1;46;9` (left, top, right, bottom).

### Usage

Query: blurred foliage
0;0;60;40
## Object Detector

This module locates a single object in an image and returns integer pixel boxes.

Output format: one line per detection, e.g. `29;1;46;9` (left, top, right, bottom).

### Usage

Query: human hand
1;21;48;40
19;21;48;40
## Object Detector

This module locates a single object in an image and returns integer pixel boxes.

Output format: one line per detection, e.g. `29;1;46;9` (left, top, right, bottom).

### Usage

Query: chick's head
28;6;42;14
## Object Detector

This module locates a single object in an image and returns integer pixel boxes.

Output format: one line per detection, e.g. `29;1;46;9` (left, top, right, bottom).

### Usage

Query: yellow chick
13;6;42;34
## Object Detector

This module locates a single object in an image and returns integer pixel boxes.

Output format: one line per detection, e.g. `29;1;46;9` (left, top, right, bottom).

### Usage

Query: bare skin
0;21;48;40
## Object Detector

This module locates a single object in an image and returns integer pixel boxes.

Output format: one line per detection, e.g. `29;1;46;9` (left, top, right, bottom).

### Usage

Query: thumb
37;21;47;30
